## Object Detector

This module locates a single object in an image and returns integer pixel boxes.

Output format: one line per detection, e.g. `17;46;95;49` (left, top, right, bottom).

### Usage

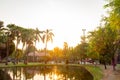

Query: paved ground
100;65;120;80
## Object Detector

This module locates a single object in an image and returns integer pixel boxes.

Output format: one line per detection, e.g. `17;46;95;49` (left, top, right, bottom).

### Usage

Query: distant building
27;51;49;62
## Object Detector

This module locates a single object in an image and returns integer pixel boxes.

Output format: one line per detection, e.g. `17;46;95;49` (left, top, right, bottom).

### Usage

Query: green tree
0;21;3;28
53;47;63;63
24;28;35;64
42;29;54;62
7;24;22;63
88;25;117;69
104;0;120;30
98;0;120;70
63;42;69;64
20;28;29;52
0;21;15;64
33;28;43;62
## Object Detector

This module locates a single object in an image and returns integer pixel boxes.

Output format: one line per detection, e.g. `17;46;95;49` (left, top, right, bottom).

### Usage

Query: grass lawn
117;64;120;68
83;65;103;80
0;62;103;80
0;62;56;67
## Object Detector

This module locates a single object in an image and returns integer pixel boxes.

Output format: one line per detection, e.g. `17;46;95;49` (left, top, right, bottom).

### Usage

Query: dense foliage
0;21;54;64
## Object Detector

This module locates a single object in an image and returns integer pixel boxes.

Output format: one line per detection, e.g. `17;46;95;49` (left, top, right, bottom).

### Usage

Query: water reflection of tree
2;66;93;80
24;67;35;79
50;66;93;80
8;67;22;80
0;69;12;80
23;66;52;80
35;65;93;80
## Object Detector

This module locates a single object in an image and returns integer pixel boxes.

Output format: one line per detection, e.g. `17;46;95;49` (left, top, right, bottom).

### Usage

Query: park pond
0;65;93;80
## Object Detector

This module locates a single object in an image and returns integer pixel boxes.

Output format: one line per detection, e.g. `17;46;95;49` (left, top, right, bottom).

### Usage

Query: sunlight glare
53;74;58;80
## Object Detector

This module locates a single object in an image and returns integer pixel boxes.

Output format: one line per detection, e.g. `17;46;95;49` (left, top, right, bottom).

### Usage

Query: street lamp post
82;29;86;64
82;29;86;43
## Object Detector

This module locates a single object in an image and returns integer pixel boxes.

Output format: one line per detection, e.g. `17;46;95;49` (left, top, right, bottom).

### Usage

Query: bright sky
0;0;106;49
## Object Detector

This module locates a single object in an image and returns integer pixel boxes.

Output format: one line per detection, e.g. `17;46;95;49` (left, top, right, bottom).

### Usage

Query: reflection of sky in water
8;72;67;80
8;69;24;80
4;66;93;80
7;68;64;80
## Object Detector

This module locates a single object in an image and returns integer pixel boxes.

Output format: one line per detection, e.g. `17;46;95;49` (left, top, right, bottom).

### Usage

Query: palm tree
34;28;44;42
0;21;3;61
20;28;28;52
33;28;43;62
20;28;28;64
0;22;16;64
0;21;10;64
43;29;54;63
24;29;35;64
7;24;22;49
7;24;22;64
0;21;4;28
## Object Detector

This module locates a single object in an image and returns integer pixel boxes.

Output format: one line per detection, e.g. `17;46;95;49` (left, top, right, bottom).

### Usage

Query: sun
35;42;56;50
35;40;65;50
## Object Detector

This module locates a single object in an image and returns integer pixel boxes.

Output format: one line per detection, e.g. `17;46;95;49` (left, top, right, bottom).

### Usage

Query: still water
0;65;93;80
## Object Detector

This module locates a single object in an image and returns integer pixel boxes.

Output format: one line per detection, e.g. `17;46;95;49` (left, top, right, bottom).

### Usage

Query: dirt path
100;65;120;80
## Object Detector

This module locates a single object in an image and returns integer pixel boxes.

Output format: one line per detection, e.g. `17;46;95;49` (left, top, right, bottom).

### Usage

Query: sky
0;0;107;49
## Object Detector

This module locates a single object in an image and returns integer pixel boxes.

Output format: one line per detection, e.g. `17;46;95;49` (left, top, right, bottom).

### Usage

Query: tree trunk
24;44;29;65
45;42;47;56
33;42;36;62
104;61;107;69
44;41;47;64
112;57;116;70
6;41;9;65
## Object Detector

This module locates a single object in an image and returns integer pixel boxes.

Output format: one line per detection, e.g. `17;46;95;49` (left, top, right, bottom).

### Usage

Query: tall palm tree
20;28;28;64
0;22;11;64
0;29;15;65
20;28;28;52
0;21;3;61
34;28;44;42
5;31;10;65
7;24;22;64
25;29;33;64
33;28;43;62
0;21;4;28
43;29;54;58
7;25;22;46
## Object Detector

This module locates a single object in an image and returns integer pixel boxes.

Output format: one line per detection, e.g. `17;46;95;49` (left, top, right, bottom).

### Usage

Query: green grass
83;65;103;80
0;62;59;68
0;63;103;80
117;64;120;70
117;64;120;68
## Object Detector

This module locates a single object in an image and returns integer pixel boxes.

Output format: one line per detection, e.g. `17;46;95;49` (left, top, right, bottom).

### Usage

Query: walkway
100;64;120;80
